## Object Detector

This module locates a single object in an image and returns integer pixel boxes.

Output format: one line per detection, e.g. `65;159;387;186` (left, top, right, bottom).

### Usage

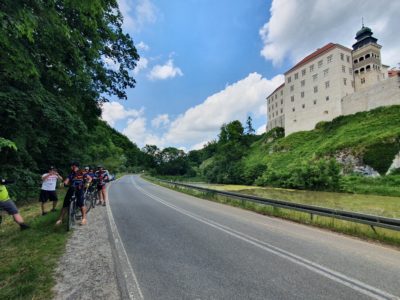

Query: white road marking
107;179;144;300
132;176;398;300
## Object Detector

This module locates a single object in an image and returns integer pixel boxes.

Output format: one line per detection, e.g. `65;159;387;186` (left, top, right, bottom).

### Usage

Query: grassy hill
244;105;400;173
194;105;400;196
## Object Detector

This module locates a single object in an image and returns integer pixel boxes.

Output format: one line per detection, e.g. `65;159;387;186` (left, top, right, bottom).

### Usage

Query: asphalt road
108;175;400;300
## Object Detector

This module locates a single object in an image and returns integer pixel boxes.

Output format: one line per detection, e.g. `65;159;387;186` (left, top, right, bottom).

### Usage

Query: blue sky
102;0;400;151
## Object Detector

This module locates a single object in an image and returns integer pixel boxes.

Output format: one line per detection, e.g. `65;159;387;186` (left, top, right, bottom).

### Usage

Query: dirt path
53;206;121;300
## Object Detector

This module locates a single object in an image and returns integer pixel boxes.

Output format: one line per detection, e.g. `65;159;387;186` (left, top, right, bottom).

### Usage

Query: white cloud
134;57;148;74
256;124;266;135
118;0;157;32
148;59;183;80
162;72;283;147
102;102;144;126
103;57;120;71
260;0;400;67
122;117;163;147
151;114;170;128
118;73;283;150
136;41;150;51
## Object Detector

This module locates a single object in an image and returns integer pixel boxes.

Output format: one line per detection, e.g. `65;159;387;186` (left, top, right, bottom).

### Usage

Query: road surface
108;175;400;300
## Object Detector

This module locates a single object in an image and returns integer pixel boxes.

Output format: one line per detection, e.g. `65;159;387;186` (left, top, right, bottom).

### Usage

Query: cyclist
39;166;63;215
0;178;29;230
56;162;87;226
95;165;109;206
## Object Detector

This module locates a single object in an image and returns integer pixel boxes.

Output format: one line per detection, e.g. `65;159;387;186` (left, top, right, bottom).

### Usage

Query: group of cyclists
0;162;110;230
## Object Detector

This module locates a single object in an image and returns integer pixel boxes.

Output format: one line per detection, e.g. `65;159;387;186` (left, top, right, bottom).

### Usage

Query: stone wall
341;76;400;116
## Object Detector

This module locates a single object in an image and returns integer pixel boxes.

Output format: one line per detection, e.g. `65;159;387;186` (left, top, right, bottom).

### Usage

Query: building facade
265;26;400;136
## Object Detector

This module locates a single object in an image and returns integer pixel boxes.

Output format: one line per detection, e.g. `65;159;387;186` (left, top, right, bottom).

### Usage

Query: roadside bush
256;158;340;191
363;142;399;175
242;163;267;185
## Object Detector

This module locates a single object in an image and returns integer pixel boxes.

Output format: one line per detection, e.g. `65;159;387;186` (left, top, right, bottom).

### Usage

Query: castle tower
352;25;386;91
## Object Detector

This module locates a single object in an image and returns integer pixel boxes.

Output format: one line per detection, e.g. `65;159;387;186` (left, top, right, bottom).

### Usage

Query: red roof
284;43;351;75
267;83;285;99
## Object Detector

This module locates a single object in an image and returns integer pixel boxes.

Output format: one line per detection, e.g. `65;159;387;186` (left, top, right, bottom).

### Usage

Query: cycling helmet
84;166;89;171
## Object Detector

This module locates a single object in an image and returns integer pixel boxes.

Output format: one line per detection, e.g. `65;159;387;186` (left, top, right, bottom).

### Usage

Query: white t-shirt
41;173;58;191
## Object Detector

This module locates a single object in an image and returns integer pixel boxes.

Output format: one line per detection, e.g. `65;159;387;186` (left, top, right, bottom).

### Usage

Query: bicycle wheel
67;200;75;231
84;191;92;214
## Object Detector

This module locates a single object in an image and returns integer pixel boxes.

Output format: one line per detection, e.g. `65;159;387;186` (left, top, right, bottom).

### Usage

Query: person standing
39;166;63;215
95;166;109;206
56;162;87;226
0;178;29;230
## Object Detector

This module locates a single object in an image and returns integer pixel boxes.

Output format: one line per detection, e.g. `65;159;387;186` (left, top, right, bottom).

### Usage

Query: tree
245;116;255;135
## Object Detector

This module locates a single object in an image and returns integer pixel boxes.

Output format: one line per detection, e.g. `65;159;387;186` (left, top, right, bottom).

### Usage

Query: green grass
198;183;400;218
145;176;400;247
243;105;400;173
0;191;69;300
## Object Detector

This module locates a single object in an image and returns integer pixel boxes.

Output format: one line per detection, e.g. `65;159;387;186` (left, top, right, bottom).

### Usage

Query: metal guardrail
157;179;400;232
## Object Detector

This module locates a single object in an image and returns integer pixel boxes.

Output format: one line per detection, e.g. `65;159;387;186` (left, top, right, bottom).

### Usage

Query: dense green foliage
0;0;143;199
166;106;400;193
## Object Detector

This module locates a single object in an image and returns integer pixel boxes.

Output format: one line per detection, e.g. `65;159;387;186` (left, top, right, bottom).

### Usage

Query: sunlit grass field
0;190;69;299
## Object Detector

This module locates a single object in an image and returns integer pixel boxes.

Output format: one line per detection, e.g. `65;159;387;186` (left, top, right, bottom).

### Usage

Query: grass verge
0;190;69;299
144;176;400;248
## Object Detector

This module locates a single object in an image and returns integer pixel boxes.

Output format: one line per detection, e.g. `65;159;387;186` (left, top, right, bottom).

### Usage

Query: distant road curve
108;175;400;300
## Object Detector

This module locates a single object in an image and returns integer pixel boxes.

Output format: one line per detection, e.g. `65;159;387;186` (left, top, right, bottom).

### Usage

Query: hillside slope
244;105;400;176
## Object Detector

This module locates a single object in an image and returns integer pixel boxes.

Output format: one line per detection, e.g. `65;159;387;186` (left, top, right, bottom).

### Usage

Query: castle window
360;67;365;73
340;53;344;60
301;91;305;98
281;109;283;113
365;54;370;59
318;60;323;68
354;59;358;64
302;69;306;76
291;96;294;102
301;80;305;87
314;86;318;93
366;65;371;71
323;68;329;77
290;85;294;92
343;78;347;85
327;55;333;63
342;65;346;73
313;100;317;105
272;112;275;117
281;99;283;104
302;104;305;109
324;110;329;114
310;64;314;72
349;68;353;74
313;74;318;81
361;78;365;84
292;107;295;112
355;70;359;74
326;96;329;101
275;94;277;99
346;55;350;63
359;57;364;62
288;76;292;83
294;73;299;80
325;81;330;88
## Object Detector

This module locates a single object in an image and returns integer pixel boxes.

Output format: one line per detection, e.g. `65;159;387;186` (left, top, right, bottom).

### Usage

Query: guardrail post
370;225;377;234
310;213;314;221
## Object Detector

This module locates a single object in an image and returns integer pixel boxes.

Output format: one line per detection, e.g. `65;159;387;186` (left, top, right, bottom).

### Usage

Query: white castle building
266;26;400;136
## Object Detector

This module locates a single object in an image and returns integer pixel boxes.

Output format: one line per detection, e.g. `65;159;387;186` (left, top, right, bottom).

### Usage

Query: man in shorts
0;178;29;230
56;162;88;226
39;166;63;215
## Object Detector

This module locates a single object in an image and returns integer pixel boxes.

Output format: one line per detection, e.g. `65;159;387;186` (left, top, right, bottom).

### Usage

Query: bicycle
66;186;83;231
